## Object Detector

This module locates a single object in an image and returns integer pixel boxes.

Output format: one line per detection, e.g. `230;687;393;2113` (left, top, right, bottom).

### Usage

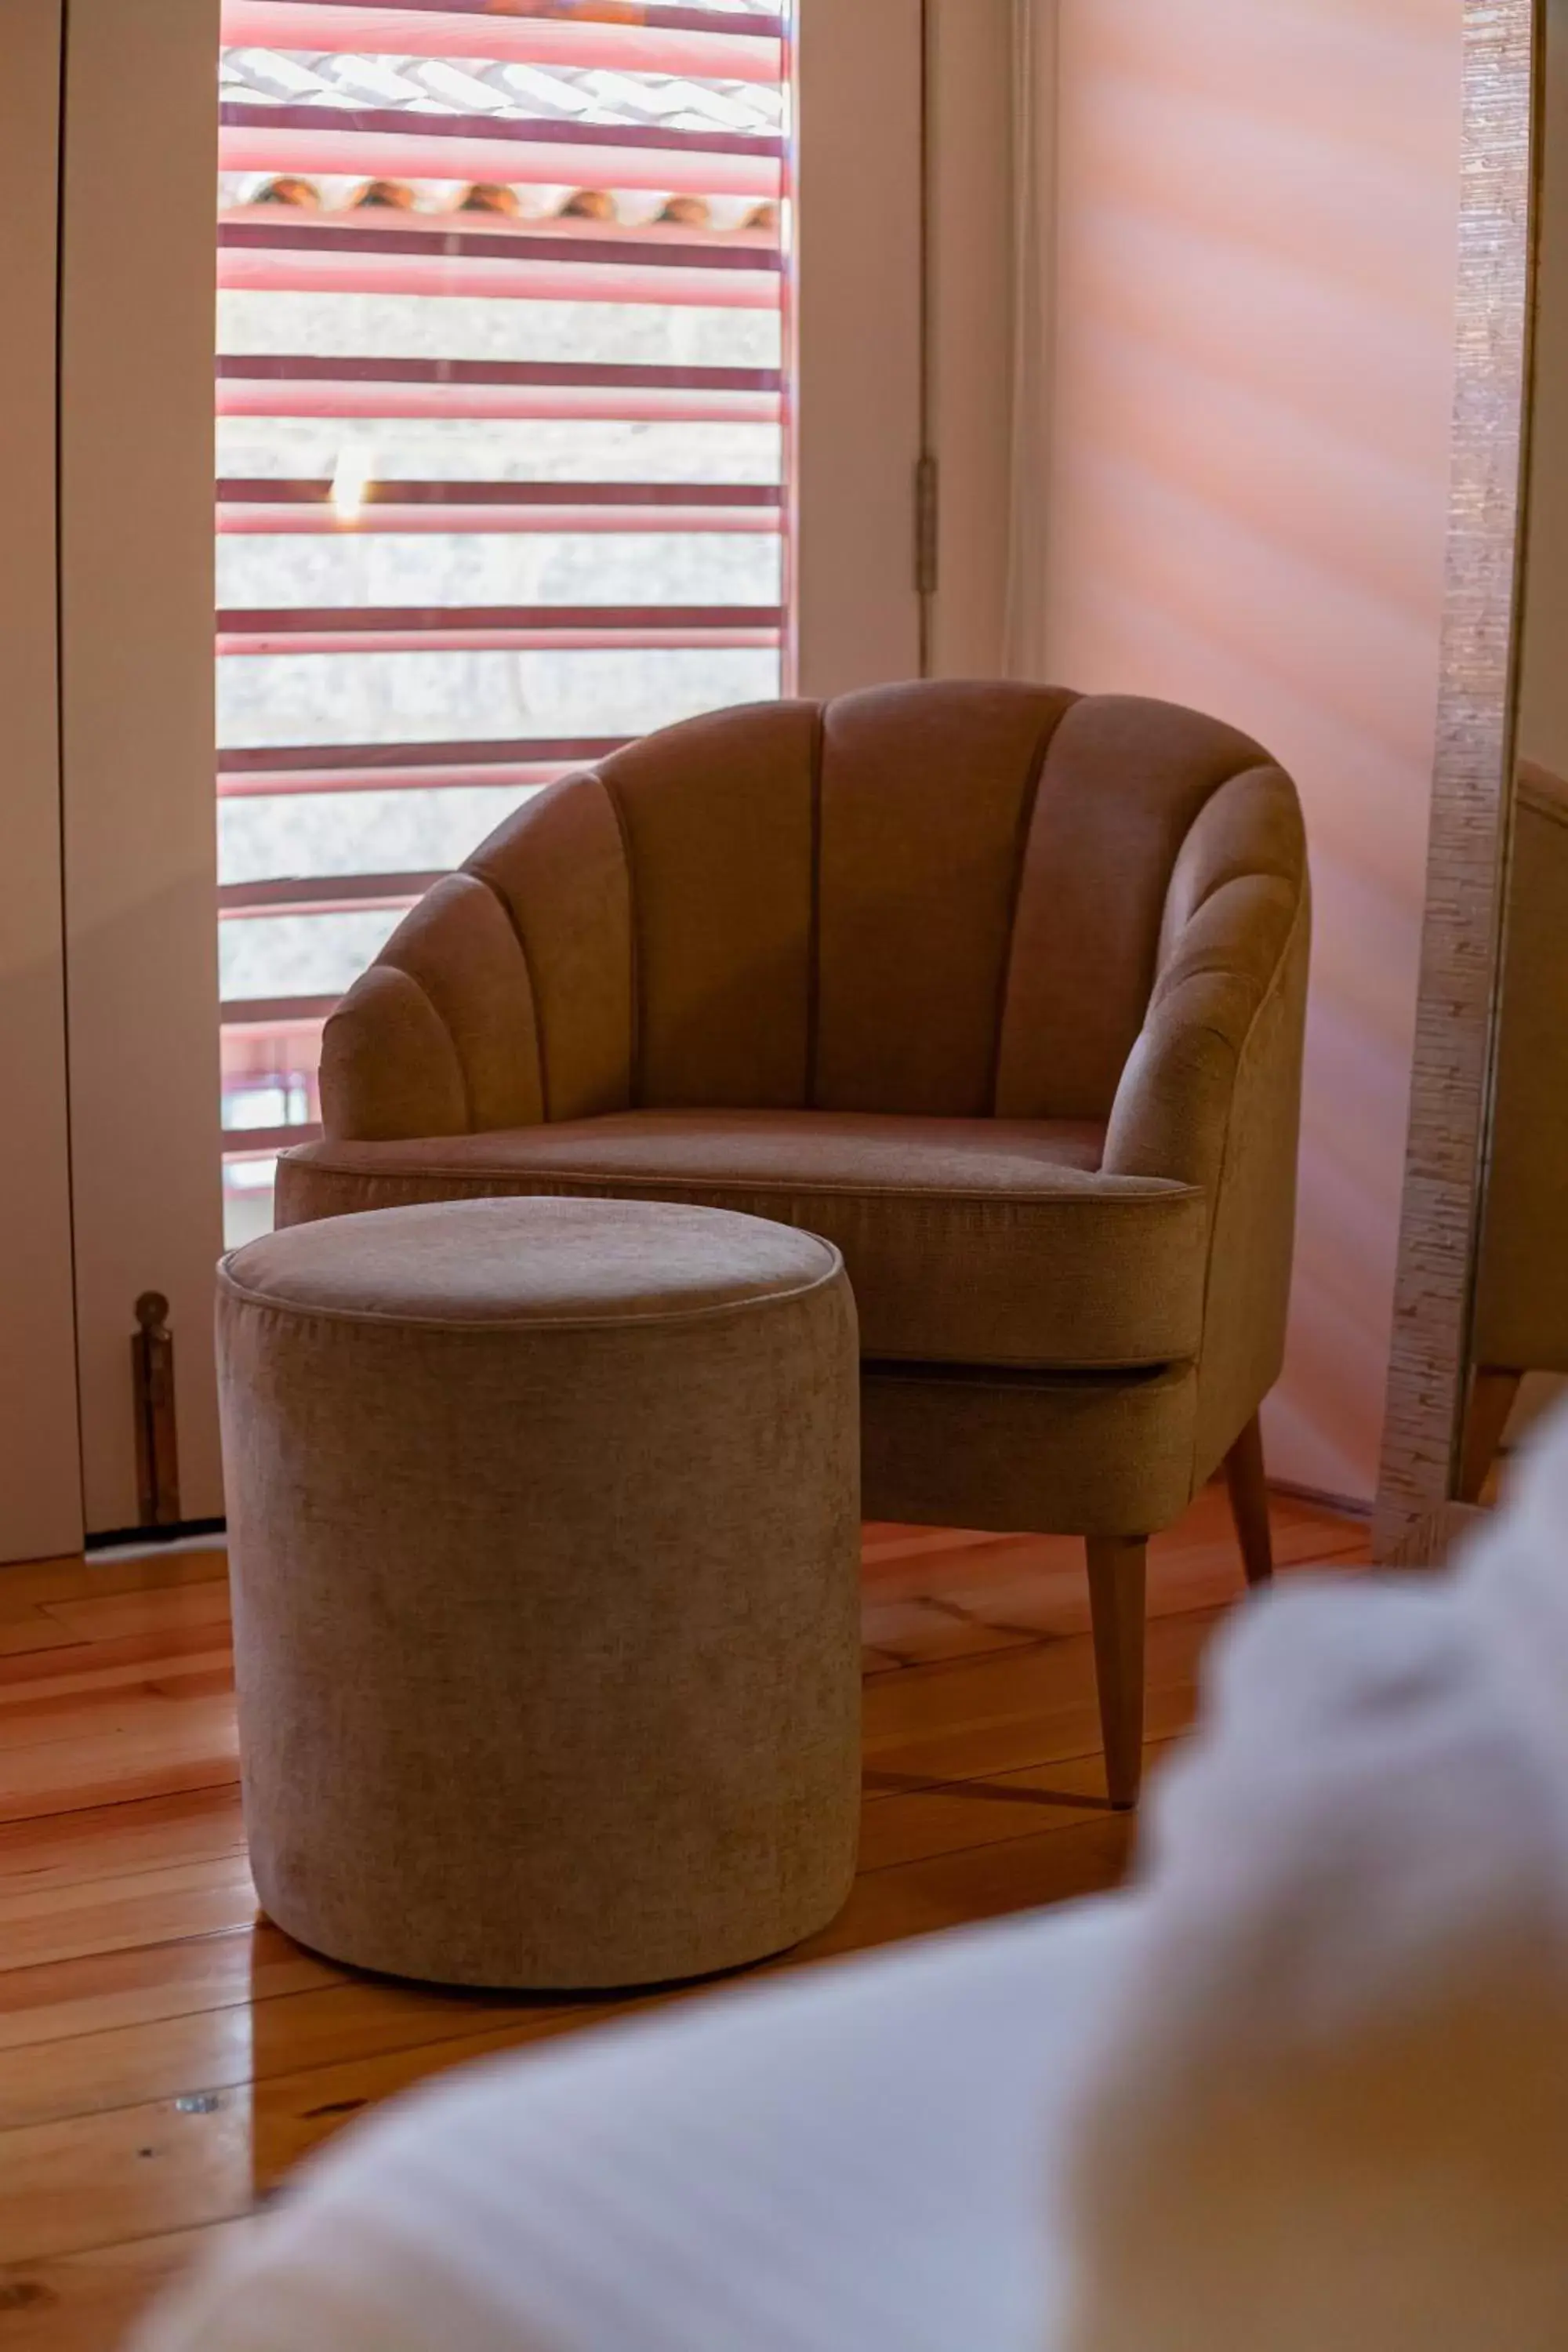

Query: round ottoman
216;1196;861;1991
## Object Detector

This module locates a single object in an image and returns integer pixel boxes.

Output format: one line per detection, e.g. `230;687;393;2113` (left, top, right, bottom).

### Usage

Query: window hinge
914;452;940;597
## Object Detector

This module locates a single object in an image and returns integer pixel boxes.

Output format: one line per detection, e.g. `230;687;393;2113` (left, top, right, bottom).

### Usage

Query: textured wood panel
1375;0;1538;1559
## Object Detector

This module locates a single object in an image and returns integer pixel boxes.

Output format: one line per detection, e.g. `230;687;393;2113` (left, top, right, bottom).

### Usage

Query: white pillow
1062;1411;1568;2352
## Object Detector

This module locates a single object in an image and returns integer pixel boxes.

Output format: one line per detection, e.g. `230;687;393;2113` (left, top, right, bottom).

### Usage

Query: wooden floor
0;1488;1366;2348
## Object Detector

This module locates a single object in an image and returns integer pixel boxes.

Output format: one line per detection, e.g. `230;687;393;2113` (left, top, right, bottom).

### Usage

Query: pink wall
1043;0;1463;1503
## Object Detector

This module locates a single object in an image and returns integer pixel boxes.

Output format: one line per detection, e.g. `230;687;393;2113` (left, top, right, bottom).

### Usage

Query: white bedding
1064;1415;1568;2351
135;1898;1138;2352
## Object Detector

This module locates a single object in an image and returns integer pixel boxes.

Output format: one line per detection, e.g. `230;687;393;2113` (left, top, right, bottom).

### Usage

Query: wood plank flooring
0;1489;1367;2347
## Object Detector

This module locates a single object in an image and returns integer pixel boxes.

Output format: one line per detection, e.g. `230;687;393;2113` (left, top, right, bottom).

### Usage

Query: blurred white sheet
132;1899;1135;2351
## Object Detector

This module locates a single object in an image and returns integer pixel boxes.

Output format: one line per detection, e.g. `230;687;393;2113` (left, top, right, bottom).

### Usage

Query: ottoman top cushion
219;1196;843;1332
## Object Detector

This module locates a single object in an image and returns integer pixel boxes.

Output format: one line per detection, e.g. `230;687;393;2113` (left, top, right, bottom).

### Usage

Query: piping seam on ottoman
215;1255;846;1338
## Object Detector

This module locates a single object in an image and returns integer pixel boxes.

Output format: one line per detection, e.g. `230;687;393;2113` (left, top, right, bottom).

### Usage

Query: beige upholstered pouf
216;1196;861;1991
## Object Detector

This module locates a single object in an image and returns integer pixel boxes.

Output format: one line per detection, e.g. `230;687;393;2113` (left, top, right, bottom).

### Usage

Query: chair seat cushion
279;1111;1207;1372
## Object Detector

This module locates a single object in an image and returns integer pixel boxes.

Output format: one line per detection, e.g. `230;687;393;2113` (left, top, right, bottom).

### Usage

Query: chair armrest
1104;800;1310;1483
319;965;468;1145
1104;873;1301;1194
318;870;552;1143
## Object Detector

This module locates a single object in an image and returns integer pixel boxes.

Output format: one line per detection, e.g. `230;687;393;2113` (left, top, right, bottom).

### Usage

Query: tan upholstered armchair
1461;760;1568;1499
278;684;1311;1806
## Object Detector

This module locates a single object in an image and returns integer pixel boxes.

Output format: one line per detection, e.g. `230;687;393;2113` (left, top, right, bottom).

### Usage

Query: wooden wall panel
1377;0;1537;1553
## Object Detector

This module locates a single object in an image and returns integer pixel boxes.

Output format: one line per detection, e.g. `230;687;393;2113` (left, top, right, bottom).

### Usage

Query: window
216;0;790;1241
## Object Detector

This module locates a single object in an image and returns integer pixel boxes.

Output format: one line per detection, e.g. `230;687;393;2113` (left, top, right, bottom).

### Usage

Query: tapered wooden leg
1459;1368;1523;1504
1225;1413;1274;1588
1086;1537;1148;1811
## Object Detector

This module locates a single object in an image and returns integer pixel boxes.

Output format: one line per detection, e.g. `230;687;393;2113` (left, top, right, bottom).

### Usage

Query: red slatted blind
217;0;791;1238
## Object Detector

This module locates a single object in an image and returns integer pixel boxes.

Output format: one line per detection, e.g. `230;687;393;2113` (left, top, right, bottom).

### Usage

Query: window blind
216;0;789;1238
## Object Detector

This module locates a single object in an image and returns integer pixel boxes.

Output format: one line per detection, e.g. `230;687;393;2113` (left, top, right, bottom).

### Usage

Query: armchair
278;683;1311;1806
1461;761;1568;1500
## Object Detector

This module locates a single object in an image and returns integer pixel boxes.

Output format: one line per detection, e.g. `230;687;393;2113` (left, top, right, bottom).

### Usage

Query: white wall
0;0;85;1566
798;0;1016;695
794;0;925;697
61;0;226;1534
927;0;1016;680
1036;0;1463;1504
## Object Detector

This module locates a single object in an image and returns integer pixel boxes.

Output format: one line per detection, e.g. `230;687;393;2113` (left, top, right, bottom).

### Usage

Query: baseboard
1268;1478;1374;1524
85;1518;227;1561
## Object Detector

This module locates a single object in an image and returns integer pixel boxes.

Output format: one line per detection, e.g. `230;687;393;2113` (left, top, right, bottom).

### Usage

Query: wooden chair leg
1225;1413;1274;1588
1459;1368;1523;1504
1086;1537;1148;1811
